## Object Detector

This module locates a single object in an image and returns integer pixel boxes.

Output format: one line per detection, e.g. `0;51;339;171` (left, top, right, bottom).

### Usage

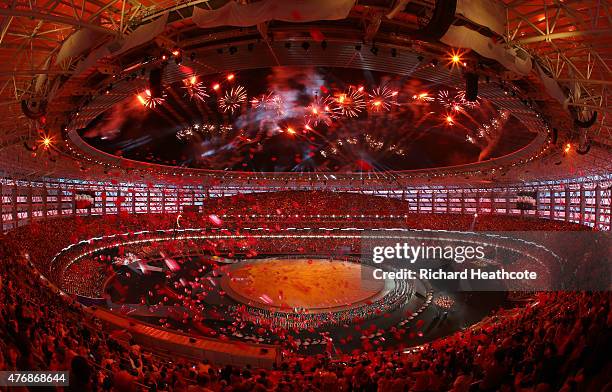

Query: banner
192;0;355;28
114;13;169;56
456;0;505;36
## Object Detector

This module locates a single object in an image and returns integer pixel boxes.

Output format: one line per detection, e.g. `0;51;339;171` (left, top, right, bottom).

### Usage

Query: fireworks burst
469;110;509;146
455;90;480;108
437;90;464;112
437;90;454;107
412;92;434;103
305;95;338;126
321;133;405;158
176;127;194;141
137;89;165;109
335;86;366;117
251;92;283;114
176;123;232;141
182;76;209;101
369;86;398;111
219;85;247;113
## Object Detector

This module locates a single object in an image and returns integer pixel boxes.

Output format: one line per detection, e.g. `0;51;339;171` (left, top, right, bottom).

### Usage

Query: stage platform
221;258;390;312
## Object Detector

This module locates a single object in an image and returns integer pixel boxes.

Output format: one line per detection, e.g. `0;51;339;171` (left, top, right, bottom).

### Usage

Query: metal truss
504;0;611;144
0;0;608;180
0;0;158;113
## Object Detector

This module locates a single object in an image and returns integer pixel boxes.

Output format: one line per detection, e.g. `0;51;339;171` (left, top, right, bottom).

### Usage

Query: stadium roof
0;0;609;182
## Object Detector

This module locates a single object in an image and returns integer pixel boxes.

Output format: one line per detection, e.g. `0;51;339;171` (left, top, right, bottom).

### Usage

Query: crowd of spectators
63;258;111;298
5;191;589;277
0;191;606;391
1;242;609;391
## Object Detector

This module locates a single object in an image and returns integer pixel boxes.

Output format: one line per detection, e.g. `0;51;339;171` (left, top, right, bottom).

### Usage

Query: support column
579;184;585;225
72;188;77;215
58;184;63;216
461;191;465;214
42;185;48;219
432;190;436;212
0;182;4;230
550;188;556;220
147;188;151;214
27;182;33;222
11;183;18;224
535;188;541;217
564;186;570;222
594;184;601;228
102;189;107;215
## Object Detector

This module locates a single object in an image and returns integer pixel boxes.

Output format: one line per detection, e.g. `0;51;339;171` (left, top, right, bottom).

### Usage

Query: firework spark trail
305;95;339;126
219;85;247;113
138;89;165;109
123;67;509;172
458;110;483;128
233;68;327;133
436;89;480;112
315;122;372;165
412;92;434;103
464;110;510;160
335;86;366;117
455;90;480;109
249;93;286;134
368;85;398;112
413;111;434;129
302;124;357;167
436;90;456;108
182;76;210;102
448;118;474;134
176;124;233;141
319;122;409;170
251;92;283;115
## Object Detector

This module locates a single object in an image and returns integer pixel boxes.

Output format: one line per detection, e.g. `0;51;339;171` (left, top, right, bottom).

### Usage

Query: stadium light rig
448;49;466;68
40;136;53;149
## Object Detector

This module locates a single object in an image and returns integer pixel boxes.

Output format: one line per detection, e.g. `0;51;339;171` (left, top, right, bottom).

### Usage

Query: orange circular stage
222;258;386;311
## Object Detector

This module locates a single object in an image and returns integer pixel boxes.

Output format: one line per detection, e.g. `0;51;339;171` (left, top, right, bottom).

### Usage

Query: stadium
0;1;610;391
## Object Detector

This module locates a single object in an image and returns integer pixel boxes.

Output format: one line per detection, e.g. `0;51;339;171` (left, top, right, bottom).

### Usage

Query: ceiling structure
503;0;610;142
0;0;608;183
